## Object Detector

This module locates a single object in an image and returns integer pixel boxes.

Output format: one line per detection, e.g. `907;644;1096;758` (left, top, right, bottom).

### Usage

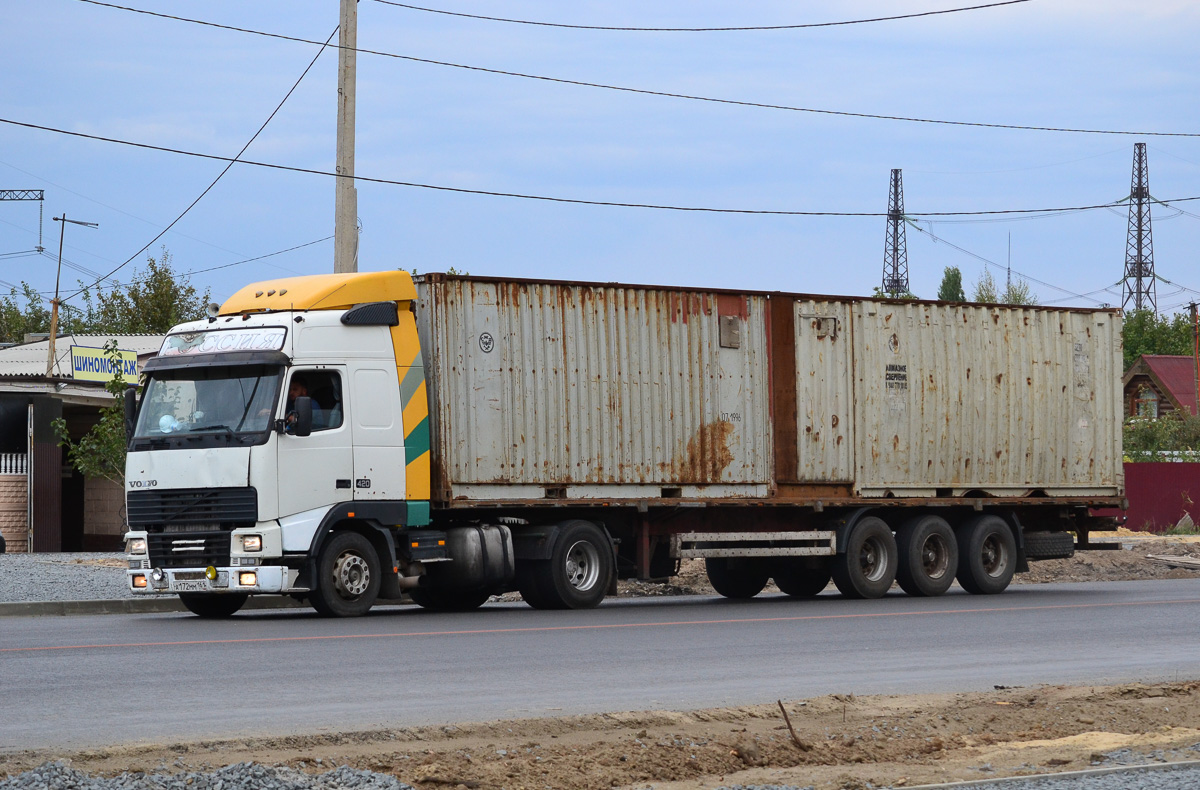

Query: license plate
172;579;210;592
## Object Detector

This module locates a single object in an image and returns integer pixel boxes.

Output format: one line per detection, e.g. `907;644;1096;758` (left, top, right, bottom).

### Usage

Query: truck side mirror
123;386;138;442
293;396;313;437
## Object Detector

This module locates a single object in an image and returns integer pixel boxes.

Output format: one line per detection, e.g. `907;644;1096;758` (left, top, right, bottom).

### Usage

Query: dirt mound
8;682;1199;790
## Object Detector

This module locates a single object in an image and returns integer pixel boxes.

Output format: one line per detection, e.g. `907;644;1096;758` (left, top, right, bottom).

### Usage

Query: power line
9;115;1198;219
62;25;339;303
906;219;1110;304
77;235;335;295
371;0;1032;32
70;0;1200;138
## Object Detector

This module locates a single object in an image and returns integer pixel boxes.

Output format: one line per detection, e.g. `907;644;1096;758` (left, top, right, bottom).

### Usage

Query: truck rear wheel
519;520;613;610
705;558;770;599
832;517;897;599
311;531;381;617
772;560;831;598
895;515;958;597
409;587;491;612
955;515;1017;595
179;593;248;618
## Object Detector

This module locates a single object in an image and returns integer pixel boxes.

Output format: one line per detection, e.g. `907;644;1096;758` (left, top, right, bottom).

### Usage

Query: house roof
0;334;164;380
1125;354;1199;416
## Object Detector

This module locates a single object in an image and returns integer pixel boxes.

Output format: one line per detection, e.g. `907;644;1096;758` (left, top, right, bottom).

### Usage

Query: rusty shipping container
414;275;1123;505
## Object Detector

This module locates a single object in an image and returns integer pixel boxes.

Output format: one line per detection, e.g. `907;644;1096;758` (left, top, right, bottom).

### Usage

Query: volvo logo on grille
128;479;158;488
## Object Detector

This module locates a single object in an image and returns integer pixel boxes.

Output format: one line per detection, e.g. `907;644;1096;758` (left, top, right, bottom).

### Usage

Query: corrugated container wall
415;278;773;500
416;276;1123;503
849;301;1122;496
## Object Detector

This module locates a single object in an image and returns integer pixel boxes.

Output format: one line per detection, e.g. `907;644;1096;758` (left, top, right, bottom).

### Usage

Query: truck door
348;364;406;500
276;367;354;518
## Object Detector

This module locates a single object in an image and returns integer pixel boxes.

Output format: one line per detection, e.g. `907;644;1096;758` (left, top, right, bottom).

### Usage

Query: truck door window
288;371;343;432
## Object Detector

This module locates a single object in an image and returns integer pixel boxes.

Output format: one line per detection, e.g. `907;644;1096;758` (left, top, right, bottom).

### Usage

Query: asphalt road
3;579;1200;753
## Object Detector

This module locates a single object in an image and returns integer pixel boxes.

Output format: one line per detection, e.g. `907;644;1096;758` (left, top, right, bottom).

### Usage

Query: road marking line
4;597;1199;653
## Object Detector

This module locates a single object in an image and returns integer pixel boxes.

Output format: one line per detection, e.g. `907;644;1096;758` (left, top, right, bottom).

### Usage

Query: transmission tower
1121;143;1156;313
882;169;909;295
0;190;45;251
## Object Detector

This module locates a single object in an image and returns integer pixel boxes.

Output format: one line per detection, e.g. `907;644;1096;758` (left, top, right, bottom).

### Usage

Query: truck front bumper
127;564;302;595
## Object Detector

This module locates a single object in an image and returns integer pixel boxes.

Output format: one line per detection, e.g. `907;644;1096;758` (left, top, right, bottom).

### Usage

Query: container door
794;300;854;482
348;364;405;500
276;367;354;517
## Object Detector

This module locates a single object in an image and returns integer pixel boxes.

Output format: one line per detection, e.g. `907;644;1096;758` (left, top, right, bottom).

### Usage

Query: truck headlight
239;572;258;587
239;534;263;552
126;538;147;556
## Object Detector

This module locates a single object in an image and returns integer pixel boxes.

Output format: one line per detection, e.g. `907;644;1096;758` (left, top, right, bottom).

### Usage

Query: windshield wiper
191;424;234;434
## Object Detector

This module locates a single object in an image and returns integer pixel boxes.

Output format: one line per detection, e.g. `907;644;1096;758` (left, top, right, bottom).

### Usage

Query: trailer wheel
772;560;832;598
955;515;1017;595
895;515;958;597
522;521;614;610
705;558;770;599
311;531;381;617
409;587;492;612
832;517;897;599
179;593;248;618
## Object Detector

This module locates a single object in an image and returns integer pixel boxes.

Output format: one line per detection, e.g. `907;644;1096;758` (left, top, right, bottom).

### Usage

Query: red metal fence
1119;462;1200;532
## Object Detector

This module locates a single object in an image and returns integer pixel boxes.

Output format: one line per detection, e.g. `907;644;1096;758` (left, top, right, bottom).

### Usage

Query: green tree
1124;413;1200;462
1122;309;1193;369
999;277;1039;306
936;267;966;302
79;247;210;333
52;340;134;485
871;286;918;300
971;270;998;303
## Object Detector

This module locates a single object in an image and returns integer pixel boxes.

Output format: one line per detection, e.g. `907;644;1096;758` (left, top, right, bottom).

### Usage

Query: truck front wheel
179;593;248;618
832;517;897;599
311;531;381;617
955;515;1017;595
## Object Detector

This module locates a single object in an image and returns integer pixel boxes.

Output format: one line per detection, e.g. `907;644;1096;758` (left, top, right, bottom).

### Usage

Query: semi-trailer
123;271;1124;616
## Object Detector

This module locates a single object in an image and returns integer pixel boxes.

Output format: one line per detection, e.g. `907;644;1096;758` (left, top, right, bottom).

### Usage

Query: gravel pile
0;762;415;790
0;552;129;603
895;762;1200;789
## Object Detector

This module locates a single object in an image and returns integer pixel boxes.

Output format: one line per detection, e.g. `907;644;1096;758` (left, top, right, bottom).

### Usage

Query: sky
2;0;1199;314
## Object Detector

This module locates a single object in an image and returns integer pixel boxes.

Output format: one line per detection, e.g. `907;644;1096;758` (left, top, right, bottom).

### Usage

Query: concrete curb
0;595;323;617
898;758;1200;788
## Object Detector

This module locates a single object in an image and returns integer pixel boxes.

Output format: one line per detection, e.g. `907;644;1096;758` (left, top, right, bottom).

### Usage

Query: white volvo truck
125;271;1124;617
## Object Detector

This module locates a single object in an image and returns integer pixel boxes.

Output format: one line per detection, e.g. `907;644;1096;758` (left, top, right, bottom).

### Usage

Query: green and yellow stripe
391;310;431;526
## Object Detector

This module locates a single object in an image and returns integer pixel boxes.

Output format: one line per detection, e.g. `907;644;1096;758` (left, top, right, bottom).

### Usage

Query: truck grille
147;531;230;569
127;487;258;529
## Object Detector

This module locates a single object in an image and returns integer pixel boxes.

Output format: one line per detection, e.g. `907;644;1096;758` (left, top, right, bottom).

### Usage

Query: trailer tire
955;515;1017;595
179;593;247;618
524;521;613;610
832;517;897;599
310;531;381;617
895;515;958;597
409;587;492;612
772;560;832;598
706;558;770;599
1024;531;1075;560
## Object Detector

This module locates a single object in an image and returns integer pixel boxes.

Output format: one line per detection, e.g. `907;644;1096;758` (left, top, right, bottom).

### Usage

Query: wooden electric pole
1191;302;1199;416
334;0;359;273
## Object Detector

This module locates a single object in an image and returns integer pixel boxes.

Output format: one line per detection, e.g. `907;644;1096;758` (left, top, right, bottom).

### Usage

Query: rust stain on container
681;420;735;482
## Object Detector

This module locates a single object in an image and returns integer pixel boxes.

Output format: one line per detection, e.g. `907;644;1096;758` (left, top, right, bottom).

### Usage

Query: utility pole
47;215;98;378
334;0;359;273
1121;143;1156;313
1192;302;1199;417
882;169;909;296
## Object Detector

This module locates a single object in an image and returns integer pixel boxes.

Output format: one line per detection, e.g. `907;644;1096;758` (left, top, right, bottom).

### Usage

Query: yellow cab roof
219;270;417;315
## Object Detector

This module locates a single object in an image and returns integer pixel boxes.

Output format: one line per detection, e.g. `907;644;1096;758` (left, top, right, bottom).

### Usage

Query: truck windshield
133;364;283;445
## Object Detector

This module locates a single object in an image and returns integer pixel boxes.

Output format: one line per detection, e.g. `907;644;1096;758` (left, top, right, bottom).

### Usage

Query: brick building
0;334;161;553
